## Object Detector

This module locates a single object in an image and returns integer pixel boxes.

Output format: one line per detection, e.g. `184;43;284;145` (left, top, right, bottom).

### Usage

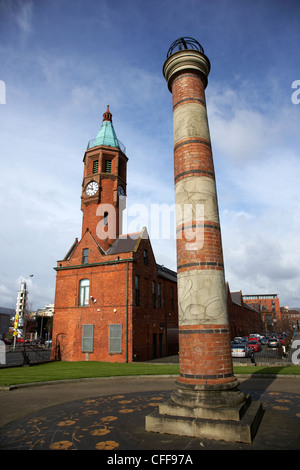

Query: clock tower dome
81;106;128;252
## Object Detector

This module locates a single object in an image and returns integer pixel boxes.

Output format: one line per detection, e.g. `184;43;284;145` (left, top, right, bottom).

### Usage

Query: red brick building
280;306;300;332
51;107;178;363
228;287;263;338
51;106;264;364
243;294;281;333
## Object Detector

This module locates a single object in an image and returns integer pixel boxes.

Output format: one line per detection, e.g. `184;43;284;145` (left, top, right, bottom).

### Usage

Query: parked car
31;337;44;345
248;336;261;343
267;338;280;348
249;334;261;340
247;340;262;352
231;343;251;358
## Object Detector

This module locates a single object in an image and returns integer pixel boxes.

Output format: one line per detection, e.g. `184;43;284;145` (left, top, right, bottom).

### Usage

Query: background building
243;294;281;333
280;306;300;332
35;304;54;343
228;288;263;338
0;307;14;341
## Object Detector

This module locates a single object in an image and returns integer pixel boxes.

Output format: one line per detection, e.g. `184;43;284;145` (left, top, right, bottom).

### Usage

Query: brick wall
51;233;178;363
132;238;178;361
52;257;134;362
227;287;263;338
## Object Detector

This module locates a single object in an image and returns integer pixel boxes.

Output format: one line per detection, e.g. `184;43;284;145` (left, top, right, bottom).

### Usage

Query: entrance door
159;333;163;357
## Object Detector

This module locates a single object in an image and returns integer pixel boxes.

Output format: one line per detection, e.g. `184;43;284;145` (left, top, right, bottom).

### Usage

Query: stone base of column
145;380;263;444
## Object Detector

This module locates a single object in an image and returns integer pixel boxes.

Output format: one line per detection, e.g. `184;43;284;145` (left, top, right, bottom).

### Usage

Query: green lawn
0;361;299;387
0;362;179;386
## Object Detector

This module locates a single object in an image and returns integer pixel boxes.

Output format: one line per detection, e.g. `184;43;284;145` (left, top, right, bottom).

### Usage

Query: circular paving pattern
0;389;300;450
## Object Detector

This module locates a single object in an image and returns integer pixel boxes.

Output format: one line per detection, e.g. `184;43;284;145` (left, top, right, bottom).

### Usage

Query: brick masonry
51;232;179;363
165;49;235;386
51;103;263;366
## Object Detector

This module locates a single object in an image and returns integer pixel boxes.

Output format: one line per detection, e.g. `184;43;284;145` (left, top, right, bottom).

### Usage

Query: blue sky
0;0;300;310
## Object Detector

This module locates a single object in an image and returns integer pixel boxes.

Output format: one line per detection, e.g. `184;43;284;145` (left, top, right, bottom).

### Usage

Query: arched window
79;279;90;306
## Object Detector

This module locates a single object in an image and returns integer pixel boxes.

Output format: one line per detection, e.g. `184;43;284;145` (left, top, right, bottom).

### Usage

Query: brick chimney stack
164;37;235;395
146;38;263;443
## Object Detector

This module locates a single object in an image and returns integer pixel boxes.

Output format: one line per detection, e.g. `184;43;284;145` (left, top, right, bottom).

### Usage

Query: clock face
86;181;98;196
117;185;125;197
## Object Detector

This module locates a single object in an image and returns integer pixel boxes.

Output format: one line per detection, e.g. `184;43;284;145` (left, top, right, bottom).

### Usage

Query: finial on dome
103;105;112;122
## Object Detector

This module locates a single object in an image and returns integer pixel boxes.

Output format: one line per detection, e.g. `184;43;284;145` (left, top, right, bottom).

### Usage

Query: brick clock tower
81;105;127;252
51;106;178;364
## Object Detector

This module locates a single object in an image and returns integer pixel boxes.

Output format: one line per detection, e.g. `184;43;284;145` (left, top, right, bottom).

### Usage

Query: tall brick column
165;37;241;406
146;38;263;443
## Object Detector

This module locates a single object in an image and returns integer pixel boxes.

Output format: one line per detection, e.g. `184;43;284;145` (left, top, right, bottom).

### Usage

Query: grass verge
0;362;179;387
0;362;299;387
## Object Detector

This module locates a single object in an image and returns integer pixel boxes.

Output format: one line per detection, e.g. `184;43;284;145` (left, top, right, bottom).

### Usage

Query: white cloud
223;221;300;306
1;0;34;38
208;81;300;166
14;0;33;35
219;150;300;306
0;0;299;312
204;81;300;306
0;285;13;307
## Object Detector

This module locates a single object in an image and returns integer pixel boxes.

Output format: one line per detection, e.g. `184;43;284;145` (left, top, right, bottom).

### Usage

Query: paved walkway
0;374;300;451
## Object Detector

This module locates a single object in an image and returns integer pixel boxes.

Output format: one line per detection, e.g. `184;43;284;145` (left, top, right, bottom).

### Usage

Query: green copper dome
87;106;126;153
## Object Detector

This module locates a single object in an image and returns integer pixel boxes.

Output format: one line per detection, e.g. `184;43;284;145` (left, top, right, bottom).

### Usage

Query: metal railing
1;343;52;368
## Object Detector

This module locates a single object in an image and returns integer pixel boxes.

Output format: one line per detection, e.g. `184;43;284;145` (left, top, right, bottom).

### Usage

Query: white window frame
79;279;90;306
